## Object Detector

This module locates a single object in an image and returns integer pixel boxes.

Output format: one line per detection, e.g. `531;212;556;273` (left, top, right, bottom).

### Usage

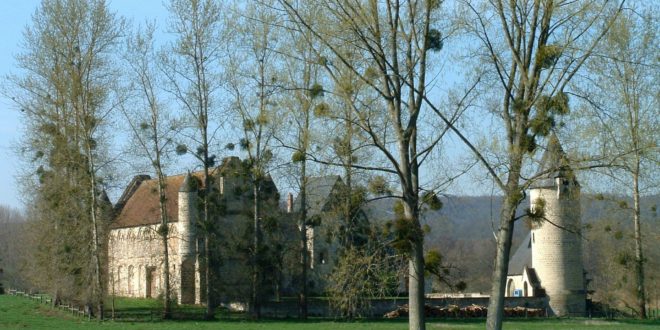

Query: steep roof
293;175;343;216
508;232;532;276
113;174;151;214
110;172;200;229
531;133;578;189
110;157;275;229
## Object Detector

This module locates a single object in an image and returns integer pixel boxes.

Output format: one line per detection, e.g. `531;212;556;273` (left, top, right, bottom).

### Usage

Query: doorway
145;266;158;298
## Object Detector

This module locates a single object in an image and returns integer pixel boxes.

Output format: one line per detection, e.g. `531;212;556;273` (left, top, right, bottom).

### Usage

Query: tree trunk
157;167;172;319
486;195;518;330
161;227;172;318
251;181;262;319
343;116;354;248
408;237;425;330
298;159;308;319
204;235;213;319
632;165;646;319
111;278;115;320
203;144;214;320
87;145;104;321
403;195;424;330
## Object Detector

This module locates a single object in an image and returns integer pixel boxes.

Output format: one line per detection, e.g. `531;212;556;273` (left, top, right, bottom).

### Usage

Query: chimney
287;192;294;213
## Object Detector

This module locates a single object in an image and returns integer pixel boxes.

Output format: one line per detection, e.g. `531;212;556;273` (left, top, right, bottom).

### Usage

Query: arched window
127;265;134;295
117;266;123;295
137;265;143;297
506;279;514;297
523;281;529;297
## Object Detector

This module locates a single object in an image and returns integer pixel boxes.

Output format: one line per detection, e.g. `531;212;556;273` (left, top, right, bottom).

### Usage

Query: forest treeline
0;1;657;330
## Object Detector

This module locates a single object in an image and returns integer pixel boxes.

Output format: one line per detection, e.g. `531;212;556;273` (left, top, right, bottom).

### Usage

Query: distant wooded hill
2;195;658;295
364;194;659;292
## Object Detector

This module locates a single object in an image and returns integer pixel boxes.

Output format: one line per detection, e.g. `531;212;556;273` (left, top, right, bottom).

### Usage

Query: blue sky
0;1;169;210
0;1;501;211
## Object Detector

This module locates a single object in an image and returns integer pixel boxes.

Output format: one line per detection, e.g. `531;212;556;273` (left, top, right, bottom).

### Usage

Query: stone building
291;176;348;293
107;157;280;304
506;135;586;316
108;163;407;305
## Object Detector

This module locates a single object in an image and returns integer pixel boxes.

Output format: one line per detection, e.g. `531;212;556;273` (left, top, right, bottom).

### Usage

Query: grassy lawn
1;294;659;329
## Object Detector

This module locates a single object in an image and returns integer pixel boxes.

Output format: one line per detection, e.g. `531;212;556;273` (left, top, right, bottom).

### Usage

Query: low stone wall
253;296;549;318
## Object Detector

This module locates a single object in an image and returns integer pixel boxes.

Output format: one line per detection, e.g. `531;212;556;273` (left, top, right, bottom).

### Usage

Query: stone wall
108;224;184;299
507;269;538;298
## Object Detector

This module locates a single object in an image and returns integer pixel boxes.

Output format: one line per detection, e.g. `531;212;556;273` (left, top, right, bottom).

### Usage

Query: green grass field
1;294;658;329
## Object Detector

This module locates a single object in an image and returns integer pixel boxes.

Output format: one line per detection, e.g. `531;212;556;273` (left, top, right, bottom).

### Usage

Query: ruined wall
107;224;183;300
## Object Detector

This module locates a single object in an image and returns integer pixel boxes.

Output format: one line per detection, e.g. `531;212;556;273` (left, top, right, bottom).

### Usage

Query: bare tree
121;23;181;319
161;0;225;319
276;5;327;317
224;1;284;317
279;1;452;329
425;1;625;328
575;4;659;318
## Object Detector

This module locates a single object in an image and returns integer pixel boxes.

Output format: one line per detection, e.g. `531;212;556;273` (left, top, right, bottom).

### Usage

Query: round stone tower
530;134;586;316
177;173;197;304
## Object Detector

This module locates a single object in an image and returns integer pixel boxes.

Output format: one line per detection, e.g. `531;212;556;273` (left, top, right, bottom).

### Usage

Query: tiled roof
110;172;198;229
110;157;244;229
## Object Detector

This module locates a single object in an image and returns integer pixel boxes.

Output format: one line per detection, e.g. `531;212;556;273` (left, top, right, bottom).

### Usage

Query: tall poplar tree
277;4;326;317
578;5;659;318
280;1;450;329
225;1;283;317
121;23;180;319
6;0;124;319
161;0;225;319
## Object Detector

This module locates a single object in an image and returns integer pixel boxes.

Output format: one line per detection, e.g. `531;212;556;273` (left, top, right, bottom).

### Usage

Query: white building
506;134;586;316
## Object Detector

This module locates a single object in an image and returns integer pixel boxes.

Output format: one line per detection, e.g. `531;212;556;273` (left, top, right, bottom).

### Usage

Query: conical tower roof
531;134;578;189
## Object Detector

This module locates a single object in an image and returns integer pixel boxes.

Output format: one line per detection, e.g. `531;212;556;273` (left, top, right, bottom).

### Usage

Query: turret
177;173;198;304
530;134;585;316
178;173;197;257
